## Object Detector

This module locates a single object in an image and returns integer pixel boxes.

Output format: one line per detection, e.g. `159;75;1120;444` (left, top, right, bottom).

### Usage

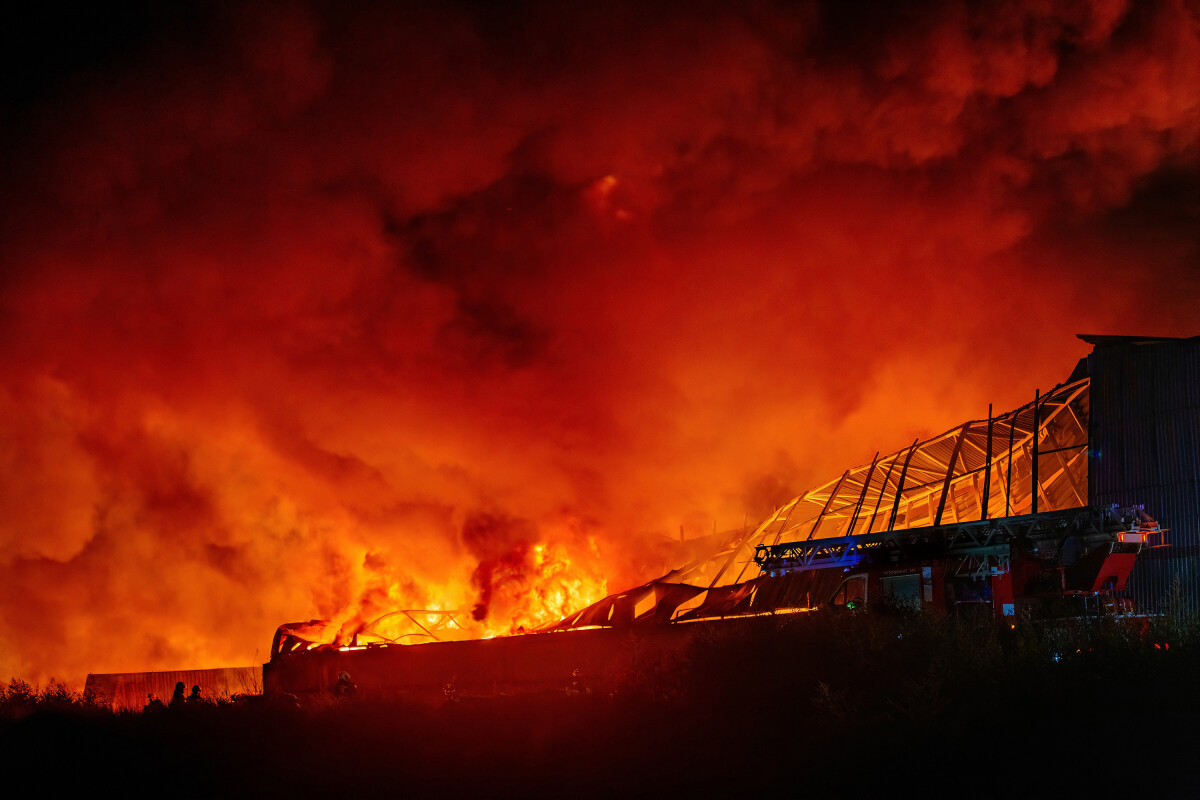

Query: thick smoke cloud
1;0;1197;682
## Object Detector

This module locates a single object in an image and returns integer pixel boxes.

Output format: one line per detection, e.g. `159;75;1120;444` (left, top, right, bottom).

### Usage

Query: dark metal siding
84;666;262;711
1089;337;1200;614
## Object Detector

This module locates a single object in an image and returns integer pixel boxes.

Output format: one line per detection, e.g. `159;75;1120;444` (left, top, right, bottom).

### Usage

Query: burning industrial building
3;0;1199;689
47;331;1200;797
256;334;1196;703
2;2;1199;793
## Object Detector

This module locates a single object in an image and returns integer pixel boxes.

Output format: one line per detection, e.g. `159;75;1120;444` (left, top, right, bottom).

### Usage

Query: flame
1;1;1197;684
469;537;608;638
499;540;608;635
313;534;609;649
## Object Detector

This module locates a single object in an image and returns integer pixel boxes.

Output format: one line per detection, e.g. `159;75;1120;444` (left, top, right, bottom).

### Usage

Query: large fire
328;535;609;646
1;1;1198;684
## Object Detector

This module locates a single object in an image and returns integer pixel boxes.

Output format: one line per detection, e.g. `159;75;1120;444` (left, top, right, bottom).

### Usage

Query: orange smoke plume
0;1;1197;683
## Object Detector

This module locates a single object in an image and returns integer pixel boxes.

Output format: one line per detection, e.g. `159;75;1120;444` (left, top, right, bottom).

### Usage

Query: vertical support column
981;404;993;521
1005;412;1016;517
1031;389;1041;515
888;438;920;532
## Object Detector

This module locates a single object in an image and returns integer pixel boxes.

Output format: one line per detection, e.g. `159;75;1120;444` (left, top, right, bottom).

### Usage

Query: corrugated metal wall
1089;337;1200;614
84;666;261;711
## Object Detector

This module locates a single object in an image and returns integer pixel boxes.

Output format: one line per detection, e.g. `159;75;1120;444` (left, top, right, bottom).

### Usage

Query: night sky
1;1;1197;683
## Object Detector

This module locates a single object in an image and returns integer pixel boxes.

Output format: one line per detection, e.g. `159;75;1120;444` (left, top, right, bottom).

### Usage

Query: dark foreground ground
4;611;1200;798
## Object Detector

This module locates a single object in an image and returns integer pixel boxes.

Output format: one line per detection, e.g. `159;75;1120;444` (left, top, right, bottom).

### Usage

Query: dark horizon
1;0;1197;683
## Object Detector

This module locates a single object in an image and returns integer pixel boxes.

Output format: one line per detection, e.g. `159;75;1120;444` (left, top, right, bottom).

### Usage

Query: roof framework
552;377;1090;630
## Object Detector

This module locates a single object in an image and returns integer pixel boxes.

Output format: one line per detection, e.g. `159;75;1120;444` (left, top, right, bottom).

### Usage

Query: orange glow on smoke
335;538;608;645
506;541;609;634
1;1;1198;684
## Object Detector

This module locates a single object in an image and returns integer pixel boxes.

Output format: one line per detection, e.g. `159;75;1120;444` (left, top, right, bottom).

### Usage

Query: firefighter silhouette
186;685;205;704
169;681;187;709
442;675;460;703
143;694;166;713
331;670;357;698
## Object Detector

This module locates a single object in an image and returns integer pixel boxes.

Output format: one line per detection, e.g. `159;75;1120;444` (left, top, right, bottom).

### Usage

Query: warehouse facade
1087;334;1200;615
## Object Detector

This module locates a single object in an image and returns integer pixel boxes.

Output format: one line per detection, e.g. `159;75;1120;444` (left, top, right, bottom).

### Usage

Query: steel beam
888;439;920;531
807;470;850;540
846;452;879;537
934;423;970;527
